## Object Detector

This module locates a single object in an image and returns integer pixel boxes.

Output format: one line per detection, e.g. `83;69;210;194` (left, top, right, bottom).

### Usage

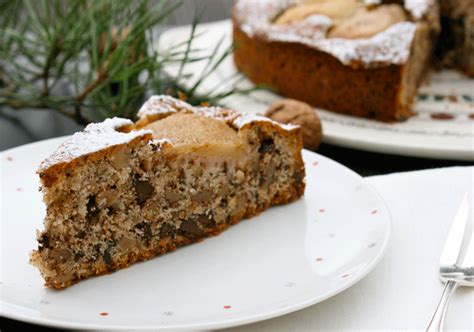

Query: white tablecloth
227;167;474;331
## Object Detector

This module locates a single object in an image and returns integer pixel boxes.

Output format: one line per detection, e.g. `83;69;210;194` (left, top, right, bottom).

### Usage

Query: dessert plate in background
1;137;390;330
158;20;474;161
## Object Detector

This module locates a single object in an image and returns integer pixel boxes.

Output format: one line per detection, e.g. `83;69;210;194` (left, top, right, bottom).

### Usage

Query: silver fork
426;193;474;332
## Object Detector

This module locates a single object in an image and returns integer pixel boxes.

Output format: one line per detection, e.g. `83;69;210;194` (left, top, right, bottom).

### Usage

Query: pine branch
76;69;108;103
0;0;258;125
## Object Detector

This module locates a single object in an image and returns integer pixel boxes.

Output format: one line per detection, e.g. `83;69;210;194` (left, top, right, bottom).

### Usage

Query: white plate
1;137;391;330
158;20;474;161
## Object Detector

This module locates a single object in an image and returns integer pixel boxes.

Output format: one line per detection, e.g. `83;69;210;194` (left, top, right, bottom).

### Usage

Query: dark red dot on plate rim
6;156;13;161
316;257;323;262
223;305;231;309
341;274;349;279
319;208;325;213
371;209;378;215
448;95;458;102
430;112;455;120
313;161;319;166
100;312;108;316
16;188;22;192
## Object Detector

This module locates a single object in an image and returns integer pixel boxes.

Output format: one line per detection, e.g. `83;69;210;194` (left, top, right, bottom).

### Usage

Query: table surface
1;110;473;331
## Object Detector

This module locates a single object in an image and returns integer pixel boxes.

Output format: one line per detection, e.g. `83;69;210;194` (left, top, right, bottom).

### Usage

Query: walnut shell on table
265;99;323;151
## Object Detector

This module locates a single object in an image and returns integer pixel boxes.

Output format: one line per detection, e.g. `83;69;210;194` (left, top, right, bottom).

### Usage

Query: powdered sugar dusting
405;0;433;19
193;106;241;124
316;22;416;66
38;118;152;172
137;95;193;118
265;14;333;42
234;0;295;38
363;0;381;5
234;0;426;67
232;114;299;131
39;96;299;171
365;0;432;19
139;95;298;132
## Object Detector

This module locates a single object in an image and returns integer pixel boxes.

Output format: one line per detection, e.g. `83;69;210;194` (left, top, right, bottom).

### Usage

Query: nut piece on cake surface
266;99;323;151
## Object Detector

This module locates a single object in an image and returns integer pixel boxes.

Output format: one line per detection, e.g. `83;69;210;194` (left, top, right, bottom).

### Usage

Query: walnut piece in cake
266;99;323;151
30;95;305;289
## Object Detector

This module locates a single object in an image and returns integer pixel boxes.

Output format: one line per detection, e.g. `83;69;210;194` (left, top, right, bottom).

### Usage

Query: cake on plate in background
233;0;472;122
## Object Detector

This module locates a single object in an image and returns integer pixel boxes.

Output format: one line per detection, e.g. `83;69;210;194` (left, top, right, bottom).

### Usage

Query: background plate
158;20;474;161
1;137;390;330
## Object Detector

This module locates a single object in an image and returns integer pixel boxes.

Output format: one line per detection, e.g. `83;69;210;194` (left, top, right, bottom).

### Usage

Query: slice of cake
232;0;440;122
30;95;305;289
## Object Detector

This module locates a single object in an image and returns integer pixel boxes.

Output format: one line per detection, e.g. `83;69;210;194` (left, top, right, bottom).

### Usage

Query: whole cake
233;0;441;122
30;95;305;289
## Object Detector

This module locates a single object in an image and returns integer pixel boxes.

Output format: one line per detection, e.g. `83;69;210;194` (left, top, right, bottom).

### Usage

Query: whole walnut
265;99;323;150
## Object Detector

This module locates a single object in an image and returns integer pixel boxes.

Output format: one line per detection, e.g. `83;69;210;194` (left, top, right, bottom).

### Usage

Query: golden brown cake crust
233;25;409;122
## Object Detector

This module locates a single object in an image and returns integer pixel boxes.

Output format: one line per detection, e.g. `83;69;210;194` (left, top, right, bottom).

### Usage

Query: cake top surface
38;118;152;172
395;0;433;19
233;0;433;67
137;95;299;131
39;96;298;172
364;0;433;19
137;95;194;117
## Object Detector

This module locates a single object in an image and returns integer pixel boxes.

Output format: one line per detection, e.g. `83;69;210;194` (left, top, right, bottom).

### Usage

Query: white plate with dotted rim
158;20;474;161
1;137;391;330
